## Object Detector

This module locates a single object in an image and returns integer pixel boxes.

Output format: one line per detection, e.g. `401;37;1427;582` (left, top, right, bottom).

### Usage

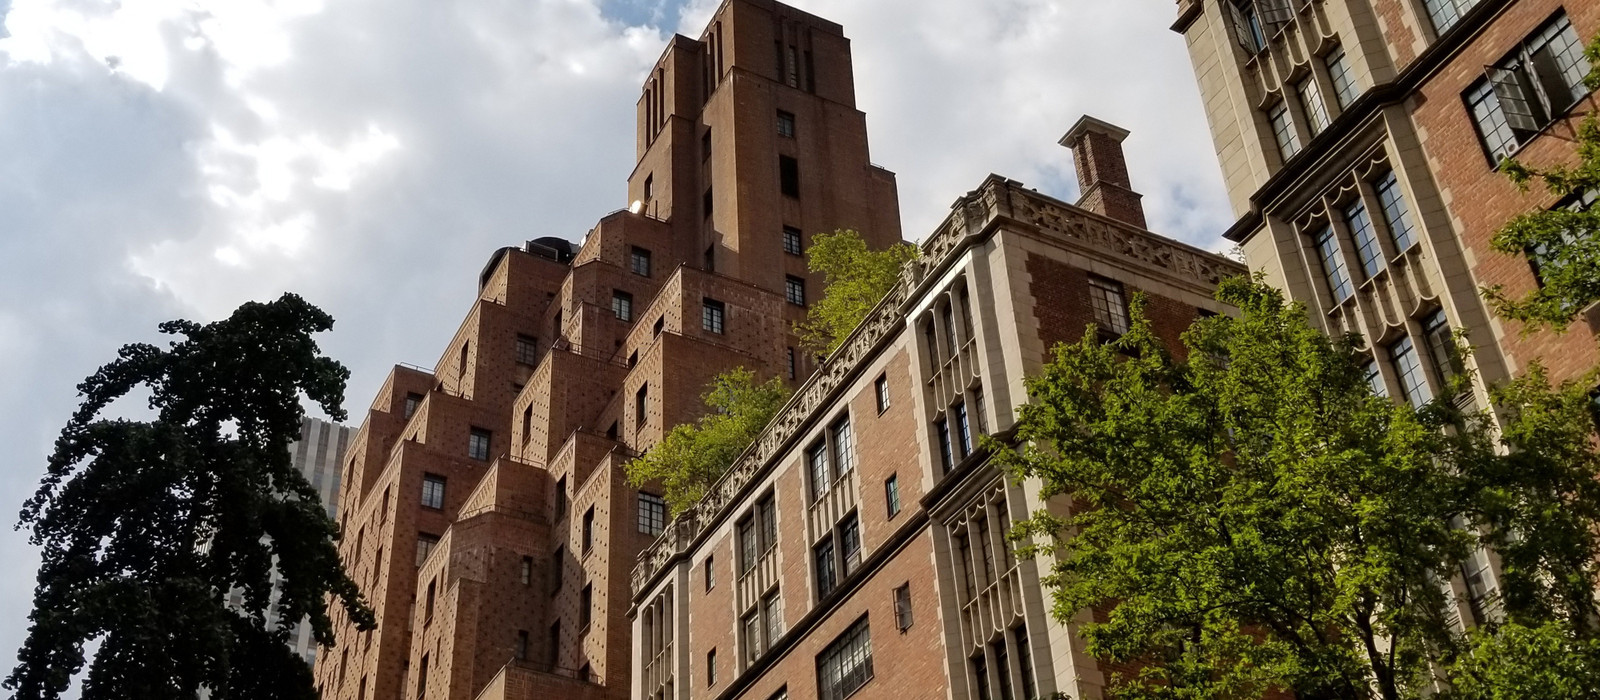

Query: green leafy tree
626;367;791;515
1480;35;1600;331
7;294;374;700
796;229;918;354
993;277;1600;700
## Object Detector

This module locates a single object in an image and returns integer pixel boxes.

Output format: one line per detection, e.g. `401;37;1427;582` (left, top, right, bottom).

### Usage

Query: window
884;475;901;518
643;173;654;201
705;555;715;591
639;493;667;536
555;476;568;519
704;187;714;218
786;275;806;306
1313;225;1354;303
612;290;633;322
817;617;873;700
1373;170;1418;251
468;427;492;461
579;583;593;628
707;648;717;687
582;506;595;552
702;129;712;159
551;546;564;595
839;513;862;576
703;299;725;334
1421;309;1460;386
814;537;838;597
1345;199;1383;279
1363;359;1388;398
874;374;890;413
422;474;446;509
893;583;913;631
416;533;439;568
1088;276;1130;336
515;334;538;366
653;316;664;336
975;517;996;583
954;532;976;601
547;621;561;666
1298;76;1330;134
1466;14;1590;163
1424;0;1482;34
970;385;989;435
521;556;533;586
636;384;649;427
631;246;652;277
779;155;800;198
425;577;437;622
941;302;959;353
738;493;778;573
1015;625;1036;700
934;418;954;473
516;630;529;660
1227;0;1265;54
704;245;715;272
807;441;831;502
404;392;423;419
833;418;854;475
418;654;429;700
953;401;973;458
777;110;796;138
783;225;803;255
1390;335;1433;409
1268;101;1301;161
1326;45;1359;108
763;591;784;652
787;347;797;380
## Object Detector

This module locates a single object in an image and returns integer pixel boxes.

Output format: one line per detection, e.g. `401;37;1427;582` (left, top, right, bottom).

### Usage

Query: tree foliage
1481;35;1600;331
626;367;791;515
796;229;919;354
7;294;374;700
993;277;1600;700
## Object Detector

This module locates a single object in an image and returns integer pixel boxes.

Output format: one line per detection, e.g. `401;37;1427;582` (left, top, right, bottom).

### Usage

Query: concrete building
1173;0;1597;623
312;2;900;699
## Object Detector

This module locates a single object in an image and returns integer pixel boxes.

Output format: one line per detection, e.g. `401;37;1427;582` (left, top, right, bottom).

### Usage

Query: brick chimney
1059;115;1147;229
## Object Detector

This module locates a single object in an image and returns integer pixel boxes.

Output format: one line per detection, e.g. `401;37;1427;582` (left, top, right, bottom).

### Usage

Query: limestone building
1173;0;1597;623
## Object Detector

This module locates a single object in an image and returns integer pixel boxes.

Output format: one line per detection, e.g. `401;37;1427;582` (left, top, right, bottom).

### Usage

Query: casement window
612;290;634;322
1373;170;1418;251
422;474;447;509
954;532;976;601
807;441;832;502
515;335;538;366
1363;359;1388;398
953;400;973;458
941;302;959;352
785;275;807;306
1015;625;1037;700
1268;100;1301;161
631;246;652;277
1088;276;1130;336
416;533;440;568
404;392;423;419
992;639;1013;700
703;299;725;334
874;374;890;413
638;493;667;536
1421;309;1461;387
816;617;873;700
1227;0;1266;54
970;385;989;434
705;555;716;591
839;513;862;576
468;427;492;461
814;537;837;597
1423;0;1483;35
1344;199;1384;279
1529;189;1600;285
744;590;785;665
738;493;778;574
934;418;954;473
971;654;991;700
780;156;800;198
1390;335;1433;409
1313;225;1354;303
1298;76;1331;134
807;417;855;501
707;648;718;687
884;474;901;518
893;583;913;631
812;507;862;599
777;110;796;138
1325;44;1359;108
1465;13;1591;164
783;225;803;255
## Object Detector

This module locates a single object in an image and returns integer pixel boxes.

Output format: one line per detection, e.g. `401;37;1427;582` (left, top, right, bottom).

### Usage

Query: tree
1480;35;1600;331
7;294;374;700
796;229;918;354
626;367;791;515
993;277;1600;700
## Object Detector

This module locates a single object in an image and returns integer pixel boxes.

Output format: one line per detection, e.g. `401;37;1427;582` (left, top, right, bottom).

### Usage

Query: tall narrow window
1373;170;1418;251
1325;45;1359;108
742;609;763;664
1313;225;1354;303
787;346;797;380
582;506;595;552
808;441;831;502
468;427;492;461
832;418;854;475
885;474;901;518
816;617;873;700
971;654;991;700
521;556;533;586
703;299;725;334
707;648;718;687
1344;199;1383;279
612;290;633;322
639;493;667;536
425;577;437;622
636;384;649;427
971;385;988;435
785;275;806;306
840;513;862;576
777;110;796;138
1269;101;1301;161
1087;276;1130;336
779;155;800;198
1464;80;1518;164
1421;309;1460;386
893;583;913;630
551;545;564;595
1228;0;1265;53
631;246;652;276
954;401;973;457
954;532;976;600
705;555;716;591
704;187;714;218
1298;76;1330;134
814;536;837;597
1390;335;1433;409
516;630;529;660
992;639;1012;700
422;474;446;509
976;517;996;585
554;475;568;519
1015;625;1036;700
418;654;429;700
934;418;954;473
941;302;958;352
763;591;784;649
579;583;593;627
1363;359;1388;398
874;374;890;413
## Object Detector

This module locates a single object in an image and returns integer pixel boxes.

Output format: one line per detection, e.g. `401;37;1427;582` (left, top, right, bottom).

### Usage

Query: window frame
703;298;726;334
638;492;667;536
816;616;874;700
421;473;447;510
612;290;634;322
631;246;652;277
467;427;493;462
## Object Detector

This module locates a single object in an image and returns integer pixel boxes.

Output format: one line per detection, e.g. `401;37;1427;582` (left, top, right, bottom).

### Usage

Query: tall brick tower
1173;0;1598;629
310;2;900;700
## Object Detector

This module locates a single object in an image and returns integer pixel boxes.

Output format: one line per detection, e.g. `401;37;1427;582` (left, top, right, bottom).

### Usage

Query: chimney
1059;115;1147;229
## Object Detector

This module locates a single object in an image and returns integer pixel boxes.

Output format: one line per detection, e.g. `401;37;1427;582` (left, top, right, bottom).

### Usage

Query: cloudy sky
0;0;1230;684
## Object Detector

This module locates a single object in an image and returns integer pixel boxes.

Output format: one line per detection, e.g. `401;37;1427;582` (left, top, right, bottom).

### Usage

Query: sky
0;0;1232;686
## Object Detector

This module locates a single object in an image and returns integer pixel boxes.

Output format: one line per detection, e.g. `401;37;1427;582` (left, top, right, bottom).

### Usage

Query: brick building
312;2;901;699
1173;0;1598;624
626;113;1243;700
